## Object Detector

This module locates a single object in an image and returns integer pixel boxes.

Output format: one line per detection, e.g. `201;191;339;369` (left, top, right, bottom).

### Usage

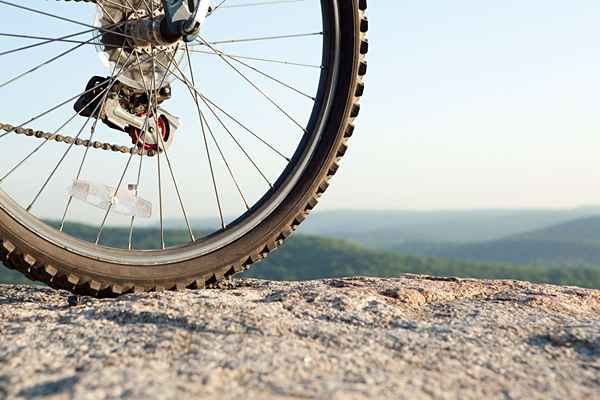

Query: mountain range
165;207;600;245
391;216;600;268
4;208;600;289
298;207;600;245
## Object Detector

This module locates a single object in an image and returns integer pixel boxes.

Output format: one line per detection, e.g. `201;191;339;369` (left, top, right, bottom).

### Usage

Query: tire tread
0;2;369;297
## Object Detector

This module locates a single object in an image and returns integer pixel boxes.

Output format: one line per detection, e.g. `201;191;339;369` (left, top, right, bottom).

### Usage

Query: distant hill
242;235;600;288
394;217;600;269
163;208;600;246
2;223;599;289
297;208;600;246
511;216;600;243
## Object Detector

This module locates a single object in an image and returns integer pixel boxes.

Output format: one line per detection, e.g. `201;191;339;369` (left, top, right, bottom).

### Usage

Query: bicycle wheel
0;0;368;296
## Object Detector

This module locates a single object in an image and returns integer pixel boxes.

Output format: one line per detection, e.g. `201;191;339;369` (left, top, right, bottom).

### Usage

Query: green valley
2;222;600;289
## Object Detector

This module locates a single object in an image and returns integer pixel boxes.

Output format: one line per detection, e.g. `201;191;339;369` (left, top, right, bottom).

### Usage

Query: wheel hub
94;0;210;90
95;8;178;91
85;0;211;148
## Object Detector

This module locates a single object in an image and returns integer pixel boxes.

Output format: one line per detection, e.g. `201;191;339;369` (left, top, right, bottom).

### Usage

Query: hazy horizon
52;204;600;229
5;1;600;222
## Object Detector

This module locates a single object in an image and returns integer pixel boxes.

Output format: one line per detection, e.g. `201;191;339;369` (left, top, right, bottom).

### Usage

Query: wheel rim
0;0;341;265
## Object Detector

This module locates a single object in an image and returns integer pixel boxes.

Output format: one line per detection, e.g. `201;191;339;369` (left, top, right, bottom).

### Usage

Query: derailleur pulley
74;76;180;151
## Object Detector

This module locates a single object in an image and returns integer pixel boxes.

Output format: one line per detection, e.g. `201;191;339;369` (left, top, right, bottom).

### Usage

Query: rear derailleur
72;0;213;151
74;76;180;152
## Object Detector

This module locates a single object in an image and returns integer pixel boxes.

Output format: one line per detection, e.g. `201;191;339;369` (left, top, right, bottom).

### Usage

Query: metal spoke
196;34;307;132
226;53;315;100
0;26;110;57
175;52;273;187
193;32;323;46
90;11;184;245
184;44;318;99
0;32;102;46
202;111;250;210
0;33;103;91
98;0;136;12
208;0;227;14
0;0;330;261
0;0;138;42
121;0;153;18
130;47;195;247
184;45;250;208
127;108;153;249
0;49;159;142
200;92;291;161
26;61;128;212
94;51;140;244
182;48;225;229
128;52;159;249
199;93;274;188
0;77;118;184
157;54;280;188
153;83;165;247
152;53;291;161
153;102;196;241
96;1;119;24
219;0;304;8
59;48;132;232
209;0;304;16
183;48;322;69
95;152;135;244
0;79;116;142
146;0;167;248
133;0;154;16
96;29;184;247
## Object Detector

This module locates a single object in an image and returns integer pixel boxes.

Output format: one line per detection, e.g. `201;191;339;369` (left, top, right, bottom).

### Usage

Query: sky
2;0;600;227
325;0;600;210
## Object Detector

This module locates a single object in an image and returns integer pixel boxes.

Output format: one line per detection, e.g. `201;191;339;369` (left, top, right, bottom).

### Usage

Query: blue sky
326;0;600;210
2;0;600;224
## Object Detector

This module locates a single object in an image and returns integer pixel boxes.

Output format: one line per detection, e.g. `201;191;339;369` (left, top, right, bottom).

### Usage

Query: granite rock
0;275;599;399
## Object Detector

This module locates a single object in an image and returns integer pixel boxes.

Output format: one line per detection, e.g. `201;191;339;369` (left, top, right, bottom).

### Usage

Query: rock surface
0;275;599;400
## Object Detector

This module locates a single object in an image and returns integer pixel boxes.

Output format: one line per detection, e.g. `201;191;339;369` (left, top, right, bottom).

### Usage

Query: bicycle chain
0;0;163;157
0;122;159;157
